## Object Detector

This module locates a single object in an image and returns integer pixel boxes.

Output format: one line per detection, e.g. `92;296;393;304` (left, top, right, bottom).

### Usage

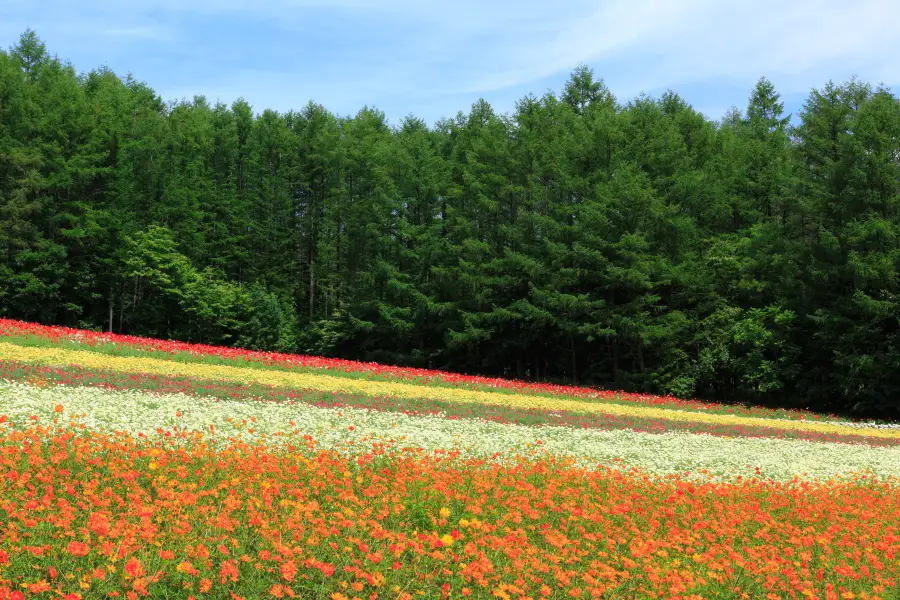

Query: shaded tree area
3;31;900;417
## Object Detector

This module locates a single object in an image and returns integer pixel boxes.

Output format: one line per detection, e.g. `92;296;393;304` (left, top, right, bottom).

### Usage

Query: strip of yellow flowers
2;341;897;440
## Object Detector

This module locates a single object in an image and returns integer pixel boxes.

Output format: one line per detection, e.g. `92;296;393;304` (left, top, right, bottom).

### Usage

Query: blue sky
2;0;899;126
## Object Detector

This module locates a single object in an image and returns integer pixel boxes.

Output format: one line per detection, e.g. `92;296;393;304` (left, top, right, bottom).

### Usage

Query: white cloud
456;0;711;94
2;0;898;122
100;25;174;41
124;0;900;87
657;0;900;90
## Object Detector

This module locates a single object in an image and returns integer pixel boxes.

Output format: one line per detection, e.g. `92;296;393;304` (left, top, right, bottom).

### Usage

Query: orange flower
220;560;239;584
279;560;298;582
1;410;900;600
124;557;145;579
67;541;90;557
87;512;111;537
28;581;51;594
177;561;199;576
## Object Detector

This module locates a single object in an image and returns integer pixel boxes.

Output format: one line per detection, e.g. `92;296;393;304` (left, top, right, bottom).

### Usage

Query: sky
2;0;899;126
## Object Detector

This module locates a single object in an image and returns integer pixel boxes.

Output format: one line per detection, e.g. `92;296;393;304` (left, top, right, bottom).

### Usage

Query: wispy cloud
100;25;174;41
2;0;898;123
455;0;710;95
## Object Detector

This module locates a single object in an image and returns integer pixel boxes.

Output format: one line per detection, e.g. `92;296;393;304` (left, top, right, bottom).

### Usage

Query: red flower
27;582;50;594
124;557;144;579
67;541;89;557
220;559;239;584
279;560;298;582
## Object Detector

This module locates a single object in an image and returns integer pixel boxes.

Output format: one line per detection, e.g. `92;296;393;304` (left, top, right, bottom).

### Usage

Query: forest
1;30;899;417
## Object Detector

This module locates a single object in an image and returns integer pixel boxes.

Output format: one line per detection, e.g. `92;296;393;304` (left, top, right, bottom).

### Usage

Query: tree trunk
309;257;315;320
637;343;647;391
516;348;523;380
108;291;114;333
612;338;620;386
570;333;577;384
119;290;125;333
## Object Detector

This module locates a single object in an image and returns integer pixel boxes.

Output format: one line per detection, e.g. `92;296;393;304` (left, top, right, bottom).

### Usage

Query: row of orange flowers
0;421;897;600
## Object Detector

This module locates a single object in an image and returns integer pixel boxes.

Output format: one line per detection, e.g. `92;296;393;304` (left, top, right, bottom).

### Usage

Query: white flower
1;380;898;484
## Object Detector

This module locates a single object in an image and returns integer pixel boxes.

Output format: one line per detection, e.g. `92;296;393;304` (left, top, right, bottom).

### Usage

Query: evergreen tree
4;32;900;416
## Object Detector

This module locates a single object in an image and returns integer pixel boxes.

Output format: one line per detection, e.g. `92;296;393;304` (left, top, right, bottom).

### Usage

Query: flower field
1;321;899;599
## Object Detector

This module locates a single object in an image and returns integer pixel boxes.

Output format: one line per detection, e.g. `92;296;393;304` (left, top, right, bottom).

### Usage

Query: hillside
0;319;899;598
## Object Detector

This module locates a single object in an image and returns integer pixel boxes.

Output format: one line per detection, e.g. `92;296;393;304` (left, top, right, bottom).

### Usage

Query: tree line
2;31;900;417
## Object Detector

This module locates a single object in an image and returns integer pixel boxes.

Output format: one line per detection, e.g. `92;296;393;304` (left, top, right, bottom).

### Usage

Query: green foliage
4;30;900;416
238;281;298;353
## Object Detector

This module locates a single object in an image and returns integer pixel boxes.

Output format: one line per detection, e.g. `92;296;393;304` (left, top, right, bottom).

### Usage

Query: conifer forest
3;30;900;418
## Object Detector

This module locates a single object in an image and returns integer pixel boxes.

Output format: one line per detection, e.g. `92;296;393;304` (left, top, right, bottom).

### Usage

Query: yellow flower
3;341;899;440
439;507;451;518
441;534;454;547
